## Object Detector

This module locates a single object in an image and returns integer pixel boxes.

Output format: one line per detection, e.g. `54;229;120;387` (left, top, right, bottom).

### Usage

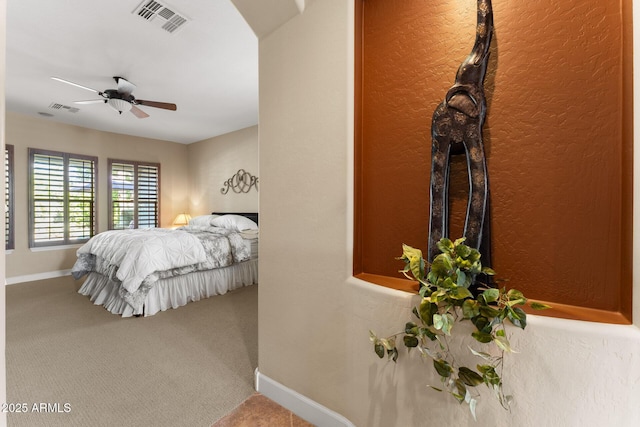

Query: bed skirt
78;258;258;317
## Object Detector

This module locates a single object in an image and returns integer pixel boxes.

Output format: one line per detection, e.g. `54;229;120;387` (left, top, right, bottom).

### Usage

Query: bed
71;212;258;317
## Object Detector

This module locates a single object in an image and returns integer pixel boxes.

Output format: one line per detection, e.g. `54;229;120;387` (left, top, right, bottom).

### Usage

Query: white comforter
75;228;207;294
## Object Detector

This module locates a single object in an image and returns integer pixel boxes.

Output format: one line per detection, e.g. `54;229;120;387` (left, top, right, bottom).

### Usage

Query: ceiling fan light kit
51;76;177;119
107;98;132;114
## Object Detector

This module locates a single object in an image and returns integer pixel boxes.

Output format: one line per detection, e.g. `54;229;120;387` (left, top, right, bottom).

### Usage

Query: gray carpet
6;276;258;427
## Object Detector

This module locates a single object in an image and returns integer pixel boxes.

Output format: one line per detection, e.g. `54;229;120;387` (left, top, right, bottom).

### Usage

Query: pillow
189;215;219;227
211;214;258;232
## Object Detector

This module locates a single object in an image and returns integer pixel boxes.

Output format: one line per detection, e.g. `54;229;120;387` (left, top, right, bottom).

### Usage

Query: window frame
28;148;97;248
108;159;161;230
5;144;14;250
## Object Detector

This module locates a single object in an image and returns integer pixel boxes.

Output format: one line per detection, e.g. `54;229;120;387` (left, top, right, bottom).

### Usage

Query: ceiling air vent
132;0;189;34
49;103;79;113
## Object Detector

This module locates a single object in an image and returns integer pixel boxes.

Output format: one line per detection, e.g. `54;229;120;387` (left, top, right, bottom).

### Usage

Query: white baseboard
6;270;72;285
254;368;355;427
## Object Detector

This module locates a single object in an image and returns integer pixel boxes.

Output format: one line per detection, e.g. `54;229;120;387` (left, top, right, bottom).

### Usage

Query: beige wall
187;125;259;216
258;0;353;416
256;1;640;426
5;112;189;279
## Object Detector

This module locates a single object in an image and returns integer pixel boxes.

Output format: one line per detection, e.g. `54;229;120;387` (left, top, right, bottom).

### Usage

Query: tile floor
212;393;315;427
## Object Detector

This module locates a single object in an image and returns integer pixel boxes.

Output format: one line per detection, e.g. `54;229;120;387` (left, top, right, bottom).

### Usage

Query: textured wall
358;0;631;316
187;125;259;215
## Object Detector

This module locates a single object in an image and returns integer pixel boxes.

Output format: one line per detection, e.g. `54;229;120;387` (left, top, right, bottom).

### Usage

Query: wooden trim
355;273;631;325
619;0;634;322
523;300;632;325
354;273;419;294
353;0;364;275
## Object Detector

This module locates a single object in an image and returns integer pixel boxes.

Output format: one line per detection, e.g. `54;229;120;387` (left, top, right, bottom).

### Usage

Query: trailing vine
370;238;549;419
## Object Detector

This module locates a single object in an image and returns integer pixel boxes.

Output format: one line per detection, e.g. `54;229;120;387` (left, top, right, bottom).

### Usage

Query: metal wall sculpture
220;169;259;194
428;0;493;280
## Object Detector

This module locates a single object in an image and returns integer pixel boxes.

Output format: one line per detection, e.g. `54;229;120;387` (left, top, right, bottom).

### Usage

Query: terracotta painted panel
356;0;632;319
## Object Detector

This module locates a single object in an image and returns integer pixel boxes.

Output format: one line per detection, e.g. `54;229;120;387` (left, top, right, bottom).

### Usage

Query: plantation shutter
110;162;135;229
109;160;160;230
68;157;96;241
32;152;65;244
29;149;96;247
5;144;14;250
137;164;159;228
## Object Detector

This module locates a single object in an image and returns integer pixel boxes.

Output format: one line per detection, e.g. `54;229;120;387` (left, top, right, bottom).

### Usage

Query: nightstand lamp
173;213;192;227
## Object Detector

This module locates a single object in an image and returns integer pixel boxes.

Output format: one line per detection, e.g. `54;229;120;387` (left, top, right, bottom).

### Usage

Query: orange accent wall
354;0;633;322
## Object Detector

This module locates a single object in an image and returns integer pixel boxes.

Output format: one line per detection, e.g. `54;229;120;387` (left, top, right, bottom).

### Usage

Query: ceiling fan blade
130;105;149;119
51;77;101;94
114;76;136;95
74;99;107;105
136;100;177;111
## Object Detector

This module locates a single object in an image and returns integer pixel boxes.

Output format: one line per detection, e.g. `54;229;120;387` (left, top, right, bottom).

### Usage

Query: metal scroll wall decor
220;169;259;194
428;0;493;287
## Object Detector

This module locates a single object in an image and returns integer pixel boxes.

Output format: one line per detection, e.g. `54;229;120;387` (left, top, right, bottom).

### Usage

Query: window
109;159;160;229
5;144;14;250
29;149;97;247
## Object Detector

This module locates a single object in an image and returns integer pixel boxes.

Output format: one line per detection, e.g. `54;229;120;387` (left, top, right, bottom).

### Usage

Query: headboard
212;212;258;226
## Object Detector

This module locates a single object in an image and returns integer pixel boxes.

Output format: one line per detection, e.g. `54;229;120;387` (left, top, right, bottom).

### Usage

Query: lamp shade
108;98;132;114
173;213;191;226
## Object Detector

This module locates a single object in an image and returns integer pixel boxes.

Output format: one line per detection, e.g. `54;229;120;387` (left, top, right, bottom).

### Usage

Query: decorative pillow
211;214;258;231
189;215;219;227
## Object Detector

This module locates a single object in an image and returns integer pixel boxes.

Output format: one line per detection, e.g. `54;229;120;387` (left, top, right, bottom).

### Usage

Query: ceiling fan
51;76;177;118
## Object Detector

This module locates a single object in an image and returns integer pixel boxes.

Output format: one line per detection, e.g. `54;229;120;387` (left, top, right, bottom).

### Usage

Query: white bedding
79;258;258;317
72;223;256;315
75;228;207;294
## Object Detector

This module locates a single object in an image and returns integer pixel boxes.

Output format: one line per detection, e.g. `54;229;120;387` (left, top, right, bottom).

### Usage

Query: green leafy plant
370;237;550;420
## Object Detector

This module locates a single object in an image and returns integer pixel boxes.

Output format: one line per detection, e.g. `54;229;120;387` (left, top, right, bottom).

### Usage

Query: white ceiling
5;0;258;144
